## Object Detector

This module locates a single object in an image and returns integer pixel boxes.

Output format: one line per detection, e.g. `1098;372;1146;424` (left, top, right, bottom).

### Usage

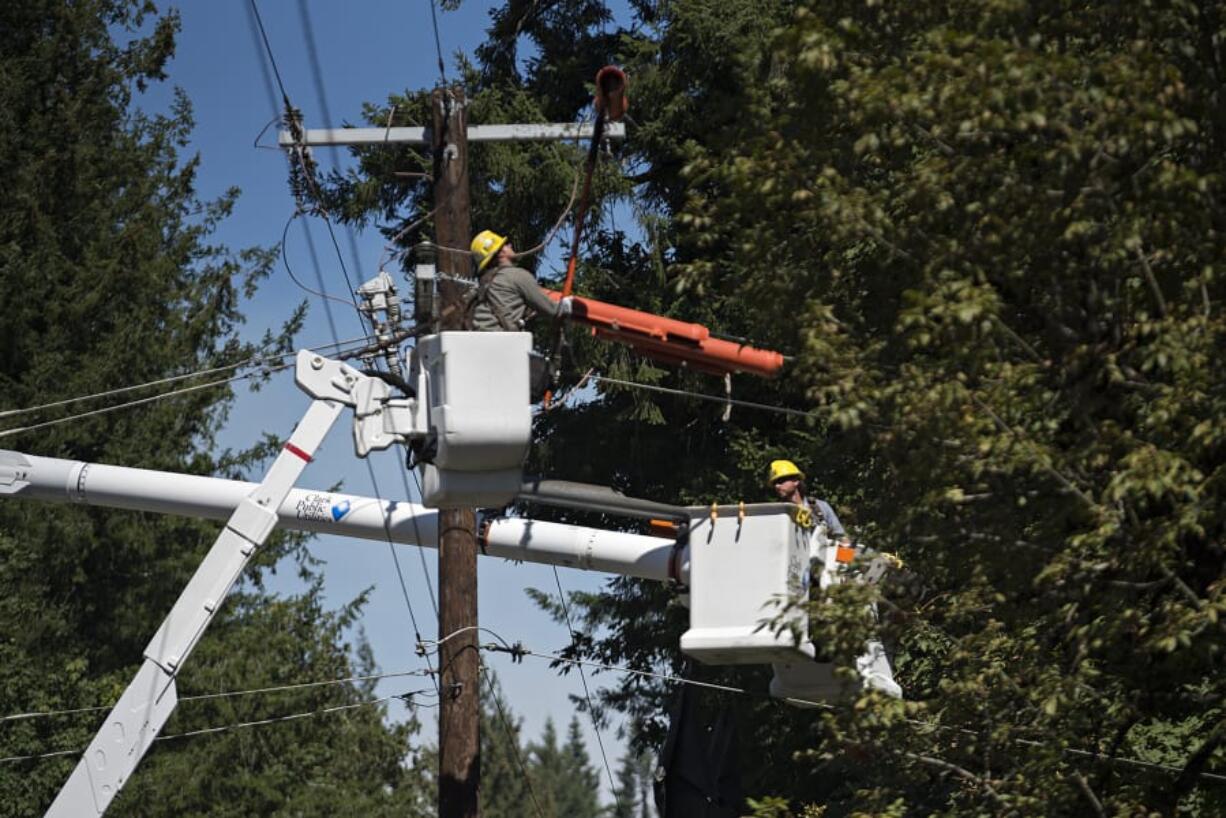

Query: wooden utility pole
432;85;480;818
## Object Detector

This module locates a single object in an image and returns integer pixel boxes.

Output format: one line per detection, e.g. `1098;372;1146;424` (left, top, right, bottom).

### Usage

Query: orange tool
545;291;785;378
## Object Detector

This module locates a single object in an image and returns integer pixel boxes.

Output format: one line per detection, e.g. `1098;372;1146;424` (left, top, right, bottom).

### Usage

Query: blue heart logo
331;500;351;522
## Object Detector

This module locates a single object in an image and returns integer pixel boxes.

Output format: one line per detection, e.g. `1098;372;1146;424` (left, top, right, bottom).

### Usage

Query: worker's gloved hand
558;296;575;317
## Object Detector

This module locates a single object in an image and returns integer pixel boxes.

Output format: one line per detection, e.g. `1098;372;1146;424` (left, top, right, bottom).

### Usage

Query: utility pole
432;85;480;818
276;81;626;818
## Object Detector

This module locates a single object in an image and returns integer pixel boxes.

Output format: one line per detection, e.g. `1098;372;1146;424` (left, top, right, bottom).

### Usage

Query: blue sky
142;0;638;797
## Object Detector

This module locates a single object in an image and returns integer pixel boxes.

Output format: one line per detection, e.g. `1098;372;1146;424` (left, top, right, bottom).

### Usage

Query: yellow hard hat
470;229;507;272
767;459;804;485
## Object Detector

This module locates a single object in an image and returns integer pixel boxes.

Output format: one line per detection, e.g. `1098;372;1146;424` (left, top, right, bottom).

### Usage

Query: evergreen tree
610;749;639;818
635;747;655;818
0;2;430;813
529;718;564;817
480;672;534;818
330;0;1226;813
559;716;602;818
526;716;603;818
676;1;1226;814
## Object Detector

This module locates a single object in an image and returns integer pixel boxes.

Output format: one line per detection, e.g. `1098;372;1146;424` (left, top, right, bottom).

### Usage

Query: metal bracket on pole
293;349;426;458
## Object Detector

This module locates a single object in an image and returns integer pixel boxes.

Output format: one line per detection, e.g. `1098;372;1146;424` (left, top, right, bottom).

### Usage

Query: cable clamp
484;640;528;663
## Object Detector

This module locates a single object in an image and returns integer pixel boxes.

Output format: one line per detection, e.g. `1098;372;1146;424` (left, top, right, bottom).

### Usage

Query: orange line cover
546;291;784;378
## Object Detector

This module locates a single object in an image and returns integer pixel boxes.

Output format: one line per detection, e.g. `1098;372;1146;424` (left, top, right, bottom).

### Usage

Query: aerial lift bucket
679;502;902;703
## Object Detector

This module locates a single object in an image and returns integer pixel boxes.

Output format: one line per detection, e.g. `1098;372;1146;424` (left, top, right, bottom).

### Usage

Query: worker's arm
506;267;566;317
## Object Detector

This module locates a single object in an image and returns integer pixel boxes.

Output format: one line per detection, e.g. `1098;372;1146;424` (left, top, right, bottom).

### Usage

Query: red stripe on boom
284;442;312;462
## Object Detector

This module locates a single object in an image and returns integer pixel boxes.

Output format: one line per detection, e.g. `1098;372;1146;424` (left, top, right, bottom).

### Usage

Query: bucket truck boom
0;270;899;816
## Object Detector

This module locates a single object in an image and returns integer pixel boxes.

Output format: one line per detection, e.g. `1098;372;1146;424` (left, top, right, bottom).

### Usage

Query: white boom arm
0;450;687;584
43;398;344;816
2;322;899;814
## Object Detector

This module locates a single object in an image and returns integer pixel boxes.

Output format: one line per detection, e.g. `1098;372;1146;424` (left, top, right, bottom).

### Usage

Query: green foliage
480;673;535;818
480;676;606;818
673;0;1226;814
116;589;432;817
0;2;427;813
335;0;1226;814
610;739;656;818
528;716;603;818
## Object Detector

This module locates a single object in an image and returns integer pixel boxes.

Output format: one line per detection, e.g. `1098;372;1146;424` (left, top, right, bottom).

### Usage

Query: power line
419;630;1226;787
0;668;435;724
367;454;441;700
274;0;364;333
590;374;820;420
551;567;622;812
425;0;448;83
297;215;345;342
297;0;370;287
405;465;442;619
0;334;378;440
0;369;281;441
247;0;293;106
245;2;441;719
479;660;549;818
404;467;545;818
250;0;368;342
1;351;275;422
0;689;436;765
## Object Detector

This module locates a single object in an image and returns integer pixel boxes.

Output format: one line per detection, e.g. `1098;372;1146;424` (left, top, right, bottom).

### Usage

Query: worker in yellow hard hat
767;459;845;538
466;229;574;401
466;229;572;332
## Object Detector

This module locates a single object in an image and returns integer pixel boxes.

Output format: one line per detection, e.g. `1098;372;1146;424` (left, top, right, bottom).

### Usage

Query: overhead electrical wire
366;454;441;700
0;370;281;441
279;212;372;316
419;613;549;818
401;484;547;818
418;630;1226;787
550;567;622;812
404;466;548;818
248;0;368;344
246;0;292;108
0;667;435;724
297;0;370;286
425;0;448;83
231;1;448;745
0;690;437;766
478;658;549;818
590;374;820;420
0;335;376;440
247;0;437;691
298;215;344;344
247;0;361;346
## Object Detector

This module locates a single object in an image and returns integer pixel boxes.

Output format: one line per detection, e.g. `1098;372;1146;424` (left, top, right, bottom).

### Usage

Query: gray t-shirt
470;265;561;331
